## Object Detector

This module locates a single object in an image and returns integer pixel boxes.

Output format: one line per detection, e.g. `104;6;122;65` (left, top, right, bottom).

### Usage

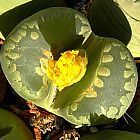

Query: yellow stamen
40;50;88;91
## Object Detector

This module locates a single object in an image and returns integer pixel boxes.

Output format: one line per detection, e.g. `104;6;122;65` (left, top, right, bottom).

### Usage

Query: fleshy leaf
0;7;138;126
0;7;91;109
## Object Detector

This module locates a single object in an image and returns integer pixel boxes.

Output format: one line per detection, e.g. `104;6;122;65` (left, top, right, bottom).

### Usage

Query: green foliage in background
88;0;140;58
0;0;65;39
0;108;34;140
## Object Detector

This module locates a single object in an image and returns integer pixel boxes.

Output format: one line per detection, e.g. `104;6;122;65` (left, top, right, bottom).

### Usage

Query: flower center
40;50;88;91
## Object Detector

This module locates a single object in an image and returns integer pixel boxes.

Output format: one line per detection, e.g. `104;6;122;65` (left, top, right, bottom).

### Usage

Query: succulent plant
0;7;138;126
0;108;34;140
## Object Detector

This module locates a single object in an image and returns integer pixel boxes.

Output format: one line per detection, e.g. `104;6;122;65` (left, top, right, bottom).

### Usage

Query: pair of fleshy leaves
0;7;138;126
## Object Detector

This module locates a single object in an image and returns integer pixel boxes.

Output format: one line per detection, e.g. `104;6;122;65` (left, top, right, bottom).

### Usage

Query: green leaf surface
80;129;140;140
114;0;140;58
0;108;34;140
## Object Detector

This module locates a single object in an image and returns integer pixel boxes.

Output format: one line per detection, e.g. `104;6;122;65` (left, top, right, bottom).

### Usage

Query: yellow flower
40;50;88;91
